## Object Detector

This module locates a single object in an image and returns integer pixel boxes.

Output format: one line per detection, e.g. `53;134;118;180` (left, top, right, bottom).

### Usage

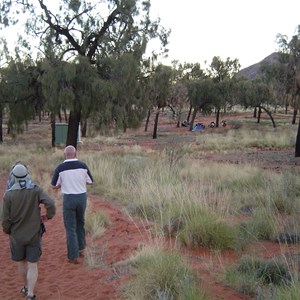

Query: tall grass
194;125;295;151
121;244;207;300
223;255;293;297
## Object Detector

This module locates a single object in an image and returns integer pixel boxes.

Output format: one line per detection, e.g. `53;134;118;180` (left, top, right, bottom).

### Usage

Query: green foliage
274;282;300;299
224;255;291;297
269;172;300;213
209;56;241;81
0;0;171;143
178;204;236;250
0;58;40;135
237;208;276;245
186;78;215;112
122;246;207;300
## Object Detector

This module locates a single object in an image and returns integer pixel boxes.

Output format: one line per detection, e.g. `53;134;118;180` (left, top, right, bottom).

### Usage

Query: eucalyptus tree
40;57;99;146
151;64;173;139
0;57;42;139
167;82;189;127
99;52;148;133
237;78;276;128
259;53;291;114
208;56;240;126
186;78;215;131
1;0;169;147
277;27;300;156
209;56;240;82
170;61;206;123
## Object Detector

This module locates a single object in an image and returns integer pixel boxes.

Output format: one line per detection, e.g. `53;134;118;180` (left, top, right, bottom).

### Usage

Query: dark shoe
68;258;79;264
79;250;85;257
26;295;36;300
21;286;28;296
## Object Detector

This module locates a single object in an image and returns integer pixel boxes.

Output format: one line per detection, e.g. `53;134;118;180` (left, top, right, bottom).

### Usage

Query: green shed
55;123;68;144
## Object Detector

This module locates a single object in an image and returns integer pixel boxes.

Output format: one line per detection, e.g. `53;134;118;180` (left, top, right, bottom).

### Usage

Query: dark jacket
2;186;56;243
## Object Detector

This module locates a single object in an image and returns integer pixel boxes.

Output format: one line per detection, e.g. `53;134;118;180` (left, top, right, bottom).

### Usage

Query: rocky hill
237;52;280;79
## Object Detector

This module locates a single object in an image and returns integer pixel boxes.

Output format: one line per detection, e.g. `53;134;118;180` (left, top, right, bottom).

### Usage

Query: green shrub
237;208;276;245
224;255;291;297
256;260;291;285
274;282;300;299
179;208;236;250
122;246;207;300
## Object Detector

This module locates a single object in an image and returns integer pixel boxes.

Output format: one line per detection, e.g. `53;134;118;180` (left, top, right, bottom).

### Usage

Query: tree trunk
260;106;276;128
189;107;198;131
295;116;300;157
292;109;297;125
215;109;220;128
257;107;261;123
145;109;151;132
51;113;55;147
187;105;193;122
81;119;87;137
152;110;160;139
67;110;81;148
253;107;257;118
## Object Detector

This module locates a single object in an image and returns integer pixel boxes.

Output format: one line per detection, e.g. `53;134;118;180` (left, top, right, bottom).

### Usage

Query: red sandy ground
1;112;300;299
0;186;253;300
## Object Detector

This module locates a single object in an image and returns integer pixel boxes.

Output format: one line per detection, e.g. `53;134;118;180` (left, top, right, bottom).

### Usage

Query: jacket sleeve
1;194;12;234
38;187;56;220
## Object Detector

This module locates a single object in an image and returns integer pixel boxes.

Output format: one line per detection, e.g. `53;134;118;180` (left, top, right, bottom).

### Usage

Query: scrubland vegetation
1;116;300;299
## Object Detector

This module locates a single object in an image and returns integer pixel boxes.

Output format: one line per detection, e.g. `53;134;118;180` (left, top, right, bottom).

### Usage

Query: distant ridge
237;52;280;79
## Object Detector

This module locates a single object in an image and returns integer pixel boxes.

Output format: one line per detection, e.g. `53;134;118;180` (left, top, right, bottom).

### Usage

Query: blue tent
192;123;205;131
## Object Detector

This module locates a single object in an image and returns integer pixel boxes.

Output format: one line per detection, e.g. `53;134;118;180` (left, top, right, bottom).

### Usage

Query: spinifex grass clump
237;208;276;247
122;245;207;300
224;255;291;297
168;203;237;251
274;282;300;299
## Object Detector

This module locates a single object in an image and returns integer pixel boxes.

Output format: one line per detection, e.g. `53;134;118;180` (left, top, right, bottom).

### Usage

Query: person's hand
51;184;61;190
41;215;48;222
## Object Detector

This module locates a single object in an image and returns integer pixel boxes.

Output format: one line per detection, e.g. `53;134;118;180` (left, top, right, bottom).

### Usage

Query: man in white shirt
51;145;93;264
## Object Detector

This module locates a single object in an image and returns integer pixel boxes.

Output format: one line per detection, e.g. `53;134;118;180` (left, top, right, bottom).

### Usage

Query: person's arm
86;166;94;185
51;167;61;189
1;195;12;234
38;187;56;220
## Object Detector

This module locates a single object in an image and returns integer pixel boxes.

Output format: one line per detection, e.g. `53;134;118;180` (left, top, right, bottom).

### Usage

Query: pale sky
148;0;300;68
1;0;299;70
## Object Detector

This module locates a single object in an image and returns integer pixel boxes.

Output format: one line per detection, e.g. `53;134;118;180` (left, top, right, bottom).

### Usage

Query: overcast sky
148;0;300;68
1;0;299;70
